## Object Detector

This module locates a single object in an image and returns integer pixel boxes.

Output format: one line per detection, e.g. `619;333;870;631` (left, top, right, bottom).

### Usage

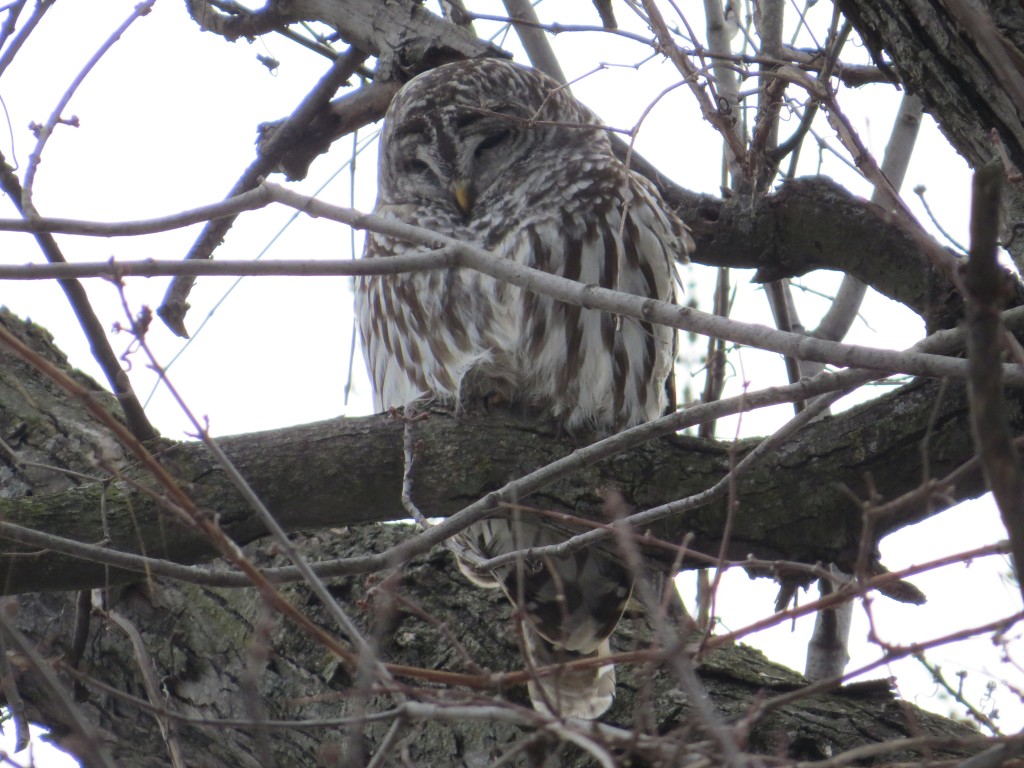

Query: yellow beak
452;179;473;215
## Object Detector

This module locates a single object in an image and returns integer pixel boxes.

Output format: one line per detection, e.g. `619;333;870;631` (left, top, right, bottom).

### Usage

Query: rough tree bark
10;525;980;767
0;314;986;763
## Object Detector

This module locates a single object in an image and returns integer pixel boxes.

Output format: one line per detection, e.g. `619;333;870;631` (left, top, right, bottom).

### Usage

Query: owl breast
360;146;681;434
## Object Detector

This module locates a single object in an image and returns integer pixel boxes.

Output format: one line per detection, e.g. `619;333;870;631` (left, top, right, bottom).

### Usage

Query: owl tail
524;630;616;719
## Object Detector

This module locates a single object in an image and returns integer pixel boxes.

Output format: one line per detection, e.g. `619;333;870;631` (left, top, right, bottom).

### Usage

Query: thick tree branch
837;0;1024;269
0;308;1014;595
684;176;978;333
255;80;400;182
187;0;501;65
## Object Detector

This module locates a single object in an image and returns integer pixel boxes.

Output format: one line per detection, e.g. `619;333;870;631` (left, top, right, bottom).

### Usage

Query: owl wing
356;214;520;412
503;164;692;433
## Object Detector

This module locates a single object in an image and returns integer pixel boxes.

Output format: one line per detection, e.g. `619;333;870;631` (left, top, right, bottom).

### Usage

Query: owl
356;58;692;719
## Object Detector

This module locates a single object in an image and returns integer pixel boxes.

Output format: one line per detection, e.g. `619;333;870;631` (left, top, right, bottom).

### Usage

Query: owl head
376;58;603;218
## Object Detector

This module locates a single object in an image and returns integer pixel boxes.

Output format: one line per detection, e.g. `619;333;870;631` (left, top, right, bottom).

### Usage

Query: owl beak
452;179;474;215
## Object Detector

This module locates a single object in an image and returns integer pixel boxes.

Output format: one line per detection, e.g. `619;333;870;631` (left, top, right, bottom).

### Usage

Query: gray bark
11;524;981;767
0;307;1007;596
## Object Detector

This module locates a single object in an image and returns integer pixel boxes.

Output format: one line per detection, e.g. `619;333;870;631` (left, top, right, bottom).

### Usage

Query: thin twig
501;0;567;84
915;184;969;253
103;606;187;768
913;653;1001;735
608;494;746;768
21;1;154;206
401;408;432;528
0;624;29;752
0;0;50;81
698;265;731;438
0;605;118;768
750;611;1024;718
638;0;748;172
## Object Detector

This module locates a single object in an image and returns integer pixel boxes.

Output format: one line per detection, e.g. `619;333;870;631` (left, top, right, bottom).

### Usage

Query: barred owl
356;59;692;718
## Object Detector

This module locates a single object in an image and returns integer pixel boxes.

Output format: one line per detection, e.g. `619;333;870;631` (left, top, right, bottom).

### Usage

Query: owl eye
475;130;512;156
405;158;431;175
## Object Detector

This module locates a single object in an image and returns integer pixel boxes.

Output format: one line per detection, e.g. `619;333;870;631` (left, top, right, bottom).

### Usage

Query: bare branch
965;162;1024;605
21;0;154;207
0;0;53;80
0;153;159;442
0;173;978;327
501;0;567;84
0;177;1002;384
261;181;1015;384
158;47;370;337
814;93;924;342
103;607;188;768
638;0;749;174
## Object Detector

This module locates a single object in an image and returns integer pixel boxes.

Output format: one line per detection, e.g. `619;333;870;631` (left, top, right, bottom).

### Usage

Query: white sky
0;1;1017;764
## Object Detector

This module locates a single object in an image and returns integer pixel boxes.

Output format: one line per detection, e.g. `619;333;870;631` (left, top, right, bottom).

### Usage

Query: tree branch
0;175;973;331
0;179;1000;380
9;523;985;767
837;0;1024;270
157;47;371;337
0;307;1015;595
965;162;1024;604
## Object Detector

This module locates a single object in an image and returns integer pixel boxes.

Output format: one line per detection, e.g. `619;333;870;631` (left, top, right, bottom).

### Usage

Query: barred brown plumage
355;58;692;718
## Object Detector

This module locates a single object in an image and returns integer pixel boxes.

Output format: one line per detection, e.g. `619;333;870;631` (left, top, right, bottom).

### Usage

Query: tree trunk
12;524;980;767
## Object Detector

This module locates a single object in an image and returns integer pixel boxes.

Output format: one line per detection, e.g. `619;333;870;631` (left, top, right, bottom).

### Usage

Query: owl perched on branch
356;58;692;718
